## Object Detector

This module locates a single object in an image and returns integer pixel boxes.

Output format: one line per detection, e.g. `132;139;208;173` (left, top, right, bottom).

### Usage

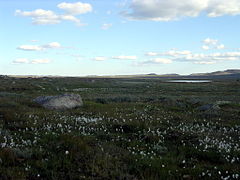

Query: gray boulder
197;104;221;117
186;98;202;106
197;104;220;111
34;94;83;110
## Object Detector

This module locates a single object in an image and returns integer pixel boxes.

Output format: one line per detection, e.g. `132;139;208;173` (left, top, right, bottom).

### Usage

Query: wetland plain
0;74;239;179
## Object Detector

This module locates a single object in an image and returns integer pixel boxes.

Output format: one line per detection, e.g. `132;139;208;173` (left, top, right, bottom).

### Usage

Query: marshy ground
0;76;239;179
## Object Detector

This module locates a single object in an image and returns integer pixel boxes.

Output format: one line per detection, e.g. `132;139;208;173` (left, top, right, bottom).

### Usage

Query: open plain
0;75;240;179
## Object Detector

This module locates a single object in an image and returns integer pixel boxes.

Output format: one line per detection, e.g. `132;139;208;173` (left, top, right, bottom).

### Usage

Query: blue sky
0;0;240;76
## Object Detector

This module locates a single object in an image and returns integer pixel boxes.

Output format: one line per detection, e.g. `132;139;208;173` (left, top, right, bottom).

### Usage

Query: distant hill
146;73;179;76
146;73;158;76
141;69;240;79
1;69;240;80
190;69;240;76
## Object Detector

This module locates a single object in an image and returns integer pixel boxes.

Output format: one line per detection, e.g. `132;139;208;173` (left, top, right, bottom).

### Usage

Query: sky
0;0;240;76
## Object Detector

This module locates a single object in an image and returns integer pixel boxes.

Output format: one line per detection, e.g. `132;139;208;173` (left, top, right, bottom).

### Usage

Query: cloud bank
123;0;240;21
144;50;240;65
143;38;239;65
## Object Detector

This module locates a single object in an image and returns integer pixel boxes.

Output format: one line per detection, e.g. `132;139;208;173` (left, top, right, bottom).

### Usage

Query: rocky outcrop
34;94;83;110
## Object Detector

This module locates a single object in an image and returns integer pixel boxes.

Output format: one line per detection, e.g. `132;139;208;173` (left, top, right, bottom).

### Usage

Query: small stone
183;175;191;179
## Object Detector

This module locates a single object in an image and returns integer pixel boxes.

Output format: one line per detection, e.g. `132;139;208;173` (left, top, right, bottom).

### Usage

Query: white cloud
222;52;240;56
146;50;191;56
112;55;137;60
12;58;29;64
194;61;216;64
202;38;225;50
17;42;61;51
17;45;43;51
15;9;54;18
153;58;173;64
203;38;218;45
217;44;225;49
93;56;107;61
30;59;51;64
42;42;61;49
141;49;240;65
60;14;80;23
15;9;61;25
15;2;93;26
123;0;240;21
57;2;92;15
202;45;210;50
163;50;192;56
142;39;238;66
144;46;240;65
207;0;240;17
12;58;51;64
101;23;112;30
180;51;240;62
141;58;173;65
145;52;158;56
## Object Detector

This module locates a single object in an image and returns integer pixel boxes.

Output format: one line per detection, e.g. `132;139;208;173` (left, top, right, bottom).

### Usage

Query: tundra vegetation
0;75;239;179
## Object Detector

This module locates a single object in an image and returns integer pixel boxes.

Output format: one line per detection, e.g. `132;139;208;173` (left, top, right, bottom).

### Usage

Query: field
0;75;240;180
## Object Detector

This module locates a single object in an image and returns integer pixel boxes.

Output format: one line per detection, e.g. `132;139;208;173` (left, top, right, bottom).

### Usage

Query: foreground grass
0;76;240;179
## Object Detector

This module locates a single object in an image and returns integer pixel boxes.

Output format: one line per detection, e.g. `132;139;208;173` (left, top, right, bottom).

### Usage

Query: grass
0;76;239;179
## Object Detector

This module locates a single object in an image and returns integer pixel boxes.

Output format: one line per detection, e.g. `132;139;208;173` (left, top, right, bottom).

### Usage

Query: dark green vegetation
0;75;240;179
